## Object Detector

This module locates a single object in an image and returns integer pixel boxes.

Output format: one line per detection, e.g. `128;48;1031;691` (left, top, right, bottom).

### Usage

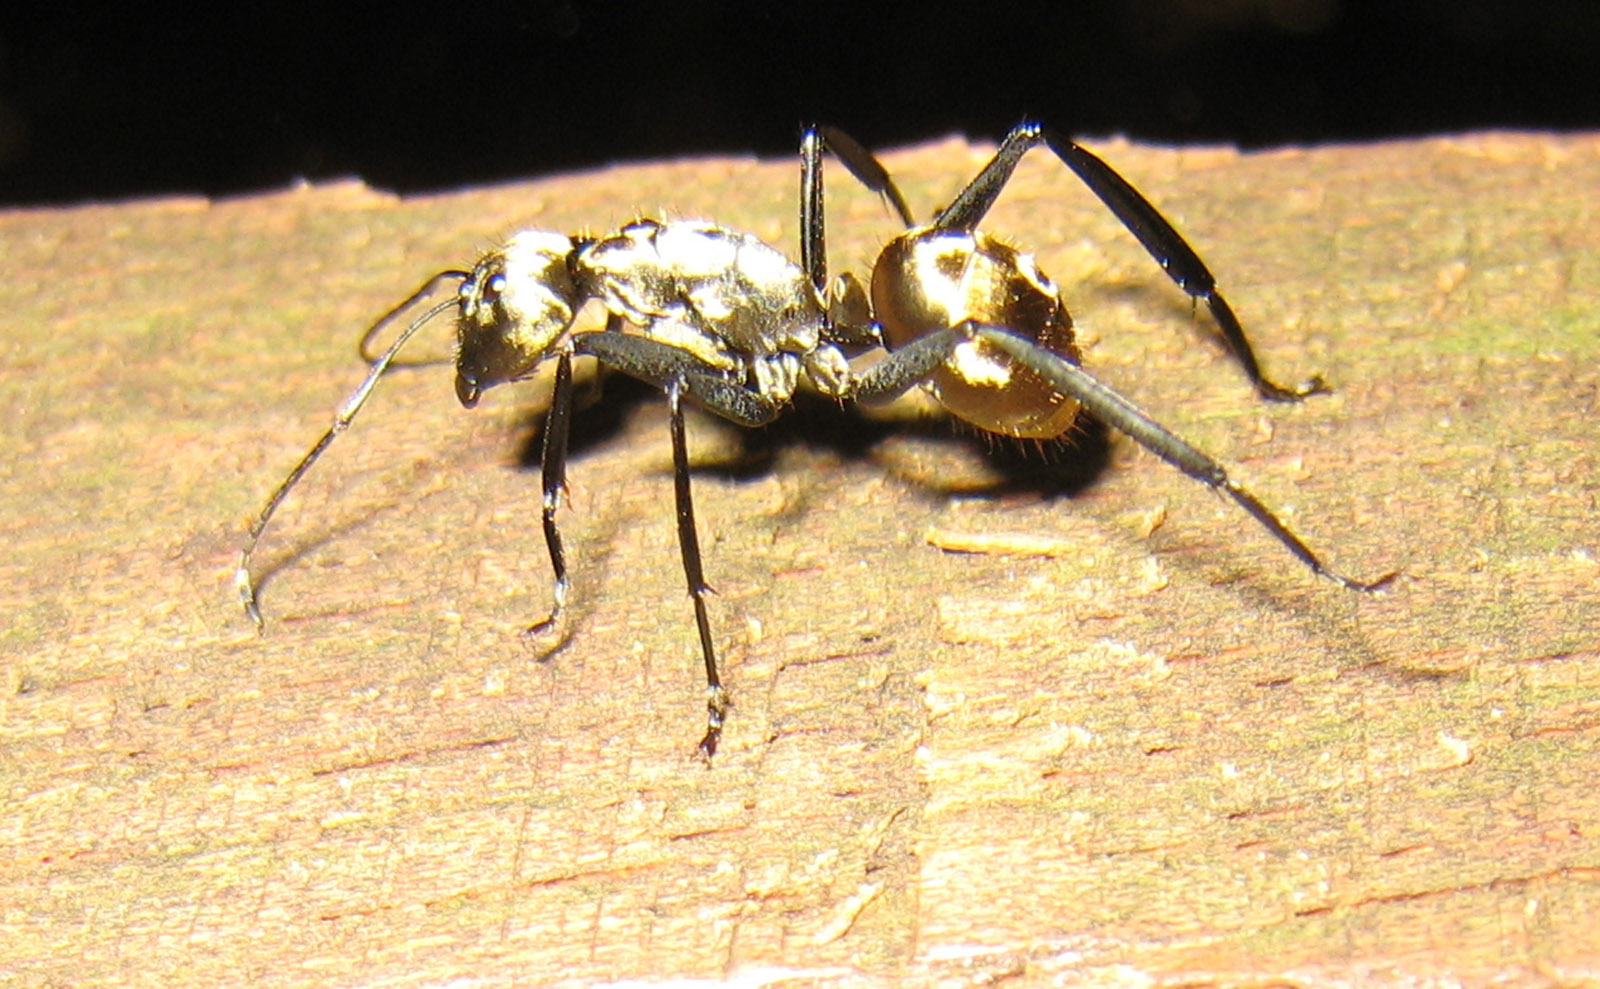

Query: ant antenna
358;268;471;367
236;272;467;630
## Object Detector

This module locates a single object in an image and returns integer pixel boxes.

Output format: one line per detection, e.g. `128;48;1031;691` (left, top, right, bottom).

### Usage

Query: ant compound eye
458;269;509;322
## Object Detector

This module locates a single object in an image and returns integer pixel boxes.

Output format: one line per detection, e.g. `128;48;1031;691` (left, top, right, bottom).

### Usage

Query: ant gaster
237;123;1389;760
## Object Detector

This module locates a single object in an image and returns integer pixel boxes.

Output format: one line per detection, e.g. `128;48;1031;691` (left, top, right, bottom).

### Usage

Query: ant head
454;230;581;408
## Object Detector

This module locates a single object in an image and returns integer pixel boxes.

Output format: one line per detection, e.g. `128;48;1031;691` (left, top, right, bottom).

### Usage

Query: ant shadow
513;370;1113;501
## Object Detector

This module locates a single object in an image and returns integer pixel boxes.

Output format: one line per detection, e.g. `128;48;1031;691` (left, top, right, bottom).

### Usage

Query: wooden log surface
2;132;1597;986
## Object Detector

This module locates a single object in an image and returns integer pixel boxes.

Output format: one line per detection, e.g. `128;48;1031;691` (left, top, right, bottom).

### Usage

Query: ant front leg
526;317;646;646
854;322;1392;593
526;350;575;641
802;126;915;296
572;332;785;428
937;122;1324;403
570;331;786;757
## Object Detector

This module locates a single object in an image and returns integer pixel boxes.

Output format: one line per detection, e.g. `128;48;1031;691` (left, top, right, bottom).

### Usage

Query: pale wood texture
2;133;1597;986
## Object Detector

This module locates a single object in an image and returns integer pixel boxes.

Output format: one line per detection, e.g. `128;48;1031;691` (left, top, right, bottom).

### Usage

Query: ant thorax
574;219;851;402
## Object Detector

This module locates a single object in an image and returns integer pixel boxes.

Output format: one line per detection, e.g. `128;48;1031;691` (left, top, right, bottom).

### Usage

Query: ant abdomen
871;228;1082;439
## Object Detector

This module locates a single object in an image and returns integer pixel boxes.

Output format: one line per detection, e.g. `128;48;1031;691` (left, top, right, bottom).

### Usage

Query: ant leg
665;377;730;759
571;332;784;426
936;122;1322;403
854;323;1393;593
800;127;829;297
972;324;1391;590
801;126;900;350
804;127;916;290
568;331;768;756
850;330;965;405
931;124;1033;233
525;350;575;639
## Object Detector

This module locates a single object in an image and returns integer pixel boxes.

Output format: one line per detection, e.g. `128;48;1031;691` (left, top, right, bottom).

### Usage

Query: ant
237;123;1388;761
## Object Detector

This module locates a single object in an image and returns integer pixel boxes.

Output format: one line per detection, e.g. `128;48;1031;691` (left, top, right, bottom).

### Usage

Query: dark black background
1;0;1595;206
